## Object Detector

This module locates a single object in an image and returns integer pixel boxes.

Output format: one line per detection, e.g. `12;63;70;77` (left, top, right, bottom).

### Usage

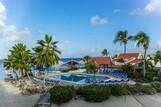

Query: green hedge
49;84;158;104
77;85;111;102
151;81;161;92
49;86;75;105
128;84;156;95
146;71;156;81
110;85;129;96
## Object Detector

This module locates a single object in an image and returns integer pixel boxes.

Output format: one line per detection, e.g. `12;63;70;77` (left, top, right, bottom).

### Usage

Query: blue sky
0;0;161;58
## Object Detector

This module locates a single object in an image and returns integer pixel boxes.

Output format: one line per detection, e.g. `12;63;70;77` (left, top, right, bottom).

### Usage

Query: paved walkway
1;80;161;107
0;81;40;107
51;94;161;107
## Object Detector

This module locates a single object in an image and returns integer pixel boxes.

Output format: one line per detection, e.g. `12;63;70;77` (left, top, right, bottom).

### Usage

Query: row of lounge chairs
85;78;129;84
99;70;127;78
39;77;60;85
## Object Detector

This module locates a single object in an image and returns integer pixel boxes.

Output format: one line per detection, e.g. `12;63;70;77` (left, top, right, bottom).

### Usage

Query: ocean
0;60;5;80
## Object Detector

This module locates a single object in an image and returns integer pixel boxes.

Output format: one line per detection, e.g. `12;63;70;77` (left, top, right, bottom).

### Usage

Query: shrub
146;71;156;81
128;84;156;95
77;85;111;102
127;84;141;95
119;64;134;73
154;74;161;82
110;84;128;96
119;64;143;78
151;81;161;92
140;85;156;95
128;72;143;78
49;86;75;105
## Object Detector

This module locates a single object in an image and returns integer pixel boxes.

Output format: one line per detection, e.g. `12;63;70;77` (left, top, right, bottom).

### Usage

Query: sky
0;0;161;58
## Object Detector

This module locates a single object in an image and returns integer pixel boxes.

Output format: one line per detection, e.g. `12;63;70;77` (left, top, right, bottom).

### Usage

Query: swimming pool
50;73;110;84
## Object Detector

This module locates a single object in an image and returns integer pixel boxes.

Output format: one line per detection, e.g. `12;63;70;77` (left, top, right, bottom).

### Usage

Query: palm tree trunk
14;71;19;80
124;44;126;53
143;49;147;77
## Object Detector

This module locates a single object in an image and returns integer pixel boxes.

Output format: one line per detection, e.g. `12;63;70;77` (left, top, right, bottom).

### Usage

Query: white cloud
145;0;161;15
0;2;30;58
90;16;108;25
158;39;161;48
129;8;145;16
113;9;121;13
129;0;161;16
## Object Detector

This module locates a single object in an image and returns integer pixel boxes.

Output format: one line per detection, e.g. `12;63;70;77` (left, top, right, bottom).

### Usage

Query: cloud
158;39;161;48
129;0;161;16
113;9;121;13
0;2;30;58
90;16;108;25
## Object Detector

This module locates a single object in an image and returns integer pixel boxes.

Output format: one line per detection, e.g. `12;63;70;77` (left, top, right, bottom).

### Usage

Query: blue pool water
52;74;110;83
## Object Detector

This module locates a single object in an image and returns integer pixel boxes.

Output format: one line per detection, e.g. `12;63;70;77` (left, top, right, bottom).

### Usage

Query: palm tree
33;34;61;69
83;55;91;64
4;56;19;80
85;63;98;80
134;32;150;77
102;49;109;56
113;30;132;53
3;43;32;77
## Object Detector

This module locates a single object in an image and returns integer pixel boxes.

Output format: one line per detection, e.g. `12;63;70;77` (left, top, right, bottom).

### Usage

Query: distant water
0;60;5;80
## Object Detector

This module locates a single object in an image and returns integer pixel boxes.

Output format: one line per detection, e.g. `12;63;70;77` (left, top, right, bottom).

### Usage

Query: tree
4;56;19;80
83;55;91;64
33;34;61;69
153;51;161;65
3;43;32;77
113;30;133;53
102;49;109;56
134;32;150;77
85;63;98;80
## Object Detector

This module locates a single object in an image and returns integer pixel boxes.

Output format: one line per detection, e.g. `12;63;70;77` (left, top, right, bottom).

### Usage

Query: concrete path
0;81;40;107
51;94;161;107
1;80;161;107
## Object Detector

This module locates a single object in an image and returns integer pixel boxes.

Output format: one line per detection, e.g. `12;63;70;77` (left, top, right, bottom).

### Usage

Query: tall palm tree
33;34;61;69
83;55;91;64
102;49;109;56
134;32;150;77
4;43;32;77
113;30;132;53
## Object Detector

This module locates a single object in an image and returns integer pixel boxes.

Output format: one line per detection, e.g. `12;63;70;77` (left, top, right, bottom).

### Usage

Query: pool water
52;74;110;83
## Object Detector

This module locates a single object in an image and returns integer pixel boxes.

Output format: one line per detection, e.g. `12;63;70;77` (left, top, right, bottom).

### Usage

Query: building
90;52;143;69
115;52;143;66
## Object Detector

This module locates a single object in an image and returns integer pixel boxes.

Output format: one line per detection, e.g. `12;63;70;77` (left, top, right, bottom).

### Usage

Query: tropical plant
83;55;91;64
4;43;32;77
139;54;154;72
153;51;161;65
134;32;150;77
102;49;109;56
3;56;19;80
77;85;111;102
85;63;98;79
32;34;61;69
113;30;133;53
50;86;75;105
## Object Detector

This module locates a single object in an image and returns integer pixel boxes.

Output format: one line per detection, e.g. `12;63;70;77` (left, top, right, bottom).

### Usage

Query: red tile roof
128;59;143;65
91;57;113;65
118;53;140;60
